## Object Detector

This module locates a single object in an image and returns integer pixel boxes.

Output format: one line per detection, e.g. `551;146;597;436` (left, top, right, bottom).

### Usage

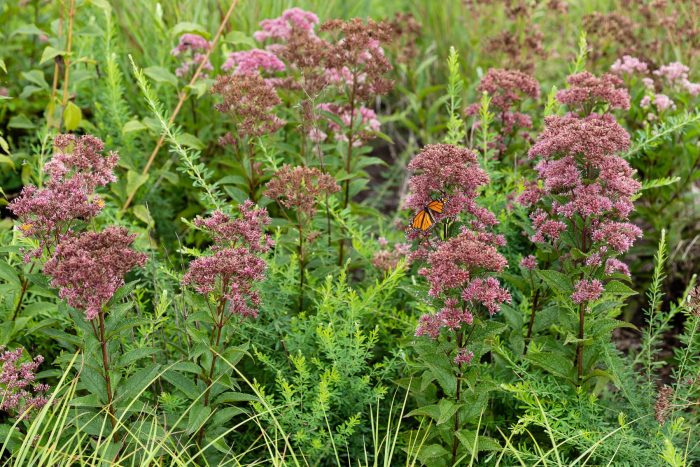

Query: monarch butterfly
411;197;447;231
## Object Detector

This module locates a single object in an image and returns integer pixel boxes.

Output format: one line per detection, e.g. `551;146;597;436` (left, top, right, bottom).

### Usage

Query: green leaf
416;444;450;465
604;280;637;299
176;133;204;150
21;70;49;89
641;176;680;191
208;406;246;429
63;102;82;131
133;205;154;227
122;119;148;134
9;114;37;130
224;31;256;47
126;170;149;199
525;351;575;381
144;66;178;87
0;261;20;287
116;347;159;368
187;403;211;434
536;269;573;296
163;370;201;400
12;24;47;36
117;364;160;402
171;22;209;38
39;46;65;65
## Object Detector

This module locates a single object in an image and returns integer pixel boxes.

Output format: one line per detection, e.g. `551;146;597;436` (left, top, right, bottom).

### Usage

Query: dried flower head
43;227;147;320
655;385;673;425
0;347;49;418
212;73;284;139
688;286;700;317
556;72;630;110
265;165;340;219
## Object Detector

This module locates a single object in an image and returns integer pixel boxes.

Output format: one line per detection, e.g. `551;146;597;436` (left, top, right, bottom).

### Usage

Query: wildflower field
1;0;700;465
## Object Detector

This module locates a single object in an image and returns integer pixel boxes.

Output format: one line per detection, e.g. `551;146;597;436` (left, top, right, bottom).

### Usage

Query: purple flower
183;204;272;319
556;72;630;110
265;165;340;219
43;227;147;320
571;279;604;304
591;222;643;253
610;55;648;76
521;255;537;270
222;49;286;75
406;144;490;218
171;33;211;56
0;347;49;418
454;348;474;366
171;34;213;78
461;277;512;315
254;8;319;42
476;68;540;110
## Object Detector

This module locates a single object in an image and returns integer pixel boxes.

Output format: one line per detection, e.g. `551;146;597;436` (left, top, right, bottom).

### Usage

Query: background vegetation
1;0;699;465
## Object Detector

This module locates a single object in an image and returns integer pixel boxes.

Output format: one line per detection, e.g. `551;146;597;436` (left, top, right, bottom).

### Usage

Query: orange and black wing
426;198;446;215
411;209;434;231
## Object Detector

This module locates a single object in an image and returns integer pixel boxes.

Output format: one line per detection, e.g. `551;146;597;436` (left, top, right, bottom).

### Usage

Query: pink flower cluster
522;71;642;303
0;347;49;418
372;237;411;272
316;103;381;145
641;93;675;111
171;33;213;78
556;72;630;110
265;165;340;218
571;279;604;304
222;49;285;75
610;55;648;76
254;8;319;42
406;144;490;221
182;202;272;319
9;135;118;259
43;227;147;320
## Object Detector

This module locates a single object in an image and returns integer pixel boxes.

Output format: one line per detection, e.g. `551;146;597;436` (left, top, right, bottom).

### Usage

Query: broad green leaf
144;66;178;87
176;132;204;150
163;370;201;400
187;403;211;434
224;31;256;47
122;119;148;133
604;280;637;298
126;170;149;198
133;205;154;227
63;102;82;131
525;351;575;381
39;46;65;65
12;24;47;36
0;261;20;287
8;114;35;129
117;364;160;402
171;22;209;38
21;70;49;89
536;269;573;296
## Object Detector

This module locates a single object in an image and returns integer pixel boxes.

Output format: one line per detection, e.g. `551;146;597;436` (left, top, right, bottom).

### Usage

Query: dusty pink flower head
171;33;211;56
415;298;474;339
420;229;508;297
521;255;537;270
571;279;604;304
212;73;284;138
461;276;511;315
654;62;690;85
653;94;675;111
320;18;395;100
43;227;147;320
407;144;490;219
317;103;381;145
477;68;540;110
222;49;286;75
265;165;340;218
183;203;271;319
610;56;648;76
8;134;117;257
171;34;213;78
182;247;267;318
46;134;118;190
528;113;630;165
591;221;642;253
194;200;272;253
454;348;474;366
254;8;319;42
372;241;411;272
0;346;49;418
557;72;630;110
605;258;630;276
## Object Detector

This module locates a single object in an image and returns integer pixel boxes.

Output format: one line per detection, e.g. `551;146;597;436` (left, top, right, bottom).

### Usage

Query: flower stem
97;310;117;432
575;301;585;385
523;288;540;355
298;218;305;312
451;328;465;466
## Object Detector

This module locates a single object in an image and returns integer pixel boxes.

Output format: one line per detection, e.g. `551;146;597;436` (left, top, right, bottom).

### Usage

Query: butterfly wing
426;198;445;214
411;209;434;231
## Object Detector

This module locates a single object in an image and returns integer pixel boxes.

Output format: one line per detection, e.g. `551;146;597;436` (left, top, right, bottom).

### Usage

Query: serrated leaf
536;269;573;296
21;70;49;89
176;133;204;150
604;280;637;298
187;403;211;434
133;205;154;227
63;102;82;131
0;261;20;287
163;370;200;400
525;351;574;381
117;364;160;402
